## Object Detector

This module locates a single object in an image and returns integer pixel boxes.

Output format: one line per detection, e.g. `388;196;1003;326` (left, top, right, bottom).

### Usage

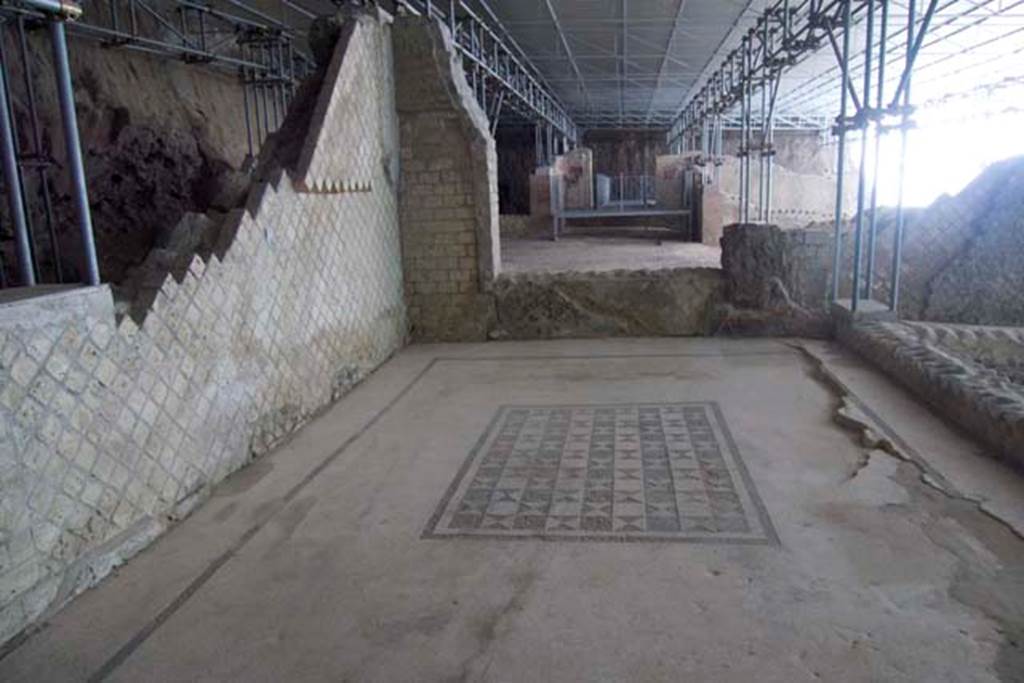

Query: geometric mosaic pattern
295;17;380;193
424;404;778;544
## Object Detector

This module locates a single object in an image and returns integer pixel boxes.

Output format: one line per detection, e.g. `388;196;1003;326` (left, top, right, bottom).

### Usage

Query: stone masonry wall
839;320;1024;467
714;223;833;338
492;269;724;340
393;16;500;342
793;156;1024;326
0;12;405;645
865;156;1024;326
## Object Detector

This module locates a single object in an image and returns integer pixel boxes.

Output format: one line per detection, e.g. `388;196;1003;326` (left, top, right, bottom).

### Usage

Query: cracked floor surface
1;338;1022;682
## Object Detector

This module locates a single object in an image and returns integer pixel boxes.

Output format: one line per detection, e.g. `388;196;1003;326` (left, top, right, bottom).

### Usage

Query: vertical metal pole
259;42;270;137
865;0;888;299
128;0;137;37
0;31;34;285
715;115;722;185
641;138;648;205
535;123;541;167
274;42;285;125
890;0;914;312
758;75;767;221
50;20;99;286
0;20;41;282
247;43;263;147
17;16;61;282
850;0;874;312
830;0;853;302
197;7;206;52
241;63;254;158
739;43;748;223
765;79;776;224
743;37;753;223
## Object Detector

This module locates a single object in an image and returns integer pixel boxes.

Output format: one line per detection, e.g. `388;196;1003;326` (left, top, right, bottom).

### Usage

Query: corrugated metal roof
483;0;759;128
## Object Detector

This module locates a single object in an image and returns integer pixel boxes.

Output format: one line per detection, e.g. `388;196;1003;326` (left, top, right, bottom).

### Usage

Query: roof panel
483;0;757;128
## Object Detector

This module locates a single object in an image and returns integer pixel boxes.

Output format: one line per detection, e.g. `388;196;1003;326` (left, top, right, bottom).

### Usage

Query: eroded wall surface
394;16;500;342
492;269;724;339
713;223;833;338
0;12;405;644
876;156;1024;325
1;6;252;284
702;131;857;238
553;148;595;210
798;156;1024;327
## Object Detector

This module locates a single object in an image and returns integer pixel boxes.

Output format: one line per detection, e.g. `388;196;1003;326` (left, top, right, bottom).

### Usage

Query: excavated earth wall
0;11;405;646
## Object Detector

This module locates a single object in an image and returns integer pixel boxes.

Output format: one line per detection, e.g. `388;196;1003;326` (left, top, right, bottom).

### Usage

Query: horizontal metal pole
18;0;82;20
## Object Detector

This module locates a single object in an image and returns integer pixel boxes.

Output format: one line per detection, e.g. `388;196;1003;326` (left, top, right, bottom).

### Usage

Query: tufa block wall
0;12;405;645
393;16;501;342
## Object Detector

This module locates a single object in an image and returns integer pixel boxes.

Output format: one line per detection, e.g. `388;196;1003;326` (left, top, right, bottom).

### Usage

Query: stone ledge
0;285;114;328
491;268;724;340
839;319;1024;468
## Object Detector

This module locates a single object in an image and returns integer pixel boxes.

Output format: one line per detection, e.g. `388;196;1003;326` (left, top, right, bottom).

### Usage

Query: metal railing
606;174;655;207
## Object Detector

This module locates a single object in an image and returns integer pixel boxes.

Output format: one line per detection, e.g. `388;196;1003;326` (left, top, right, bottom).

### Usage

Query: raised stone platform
491;268;724;339
839;319;1024;468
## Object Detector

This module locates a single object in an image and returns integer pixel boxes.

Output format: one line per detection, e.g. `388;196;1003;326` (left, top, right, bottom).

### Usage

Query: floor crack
790;342;1024;542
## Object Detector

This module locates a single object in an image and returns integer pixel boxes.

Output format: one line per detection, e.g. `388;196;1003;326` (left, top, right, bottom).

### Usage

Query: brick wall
0;11;405;644
393;16;500;342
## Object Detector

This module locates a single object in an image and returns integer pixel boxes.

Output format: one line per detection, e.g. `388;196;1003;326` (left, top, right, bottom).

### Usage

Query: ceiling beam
645;0;690;123
620;0;628;124
671;0;761;119
540;0;591;109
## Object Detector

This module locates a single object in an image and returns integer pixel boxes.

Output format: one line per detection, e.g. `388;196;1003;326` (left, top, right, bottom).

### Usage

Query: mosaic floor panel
424;404;777;544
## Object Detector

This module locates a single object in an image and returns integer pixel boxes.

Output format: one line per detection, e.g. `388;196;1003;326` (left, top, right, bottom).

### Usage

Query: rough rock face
499;214;542;239
492;268;724;339
919;163;1024;324
2;24;250;285
79;124;216;282
720;223;831;310
806;155;1024;326
714;223;833;338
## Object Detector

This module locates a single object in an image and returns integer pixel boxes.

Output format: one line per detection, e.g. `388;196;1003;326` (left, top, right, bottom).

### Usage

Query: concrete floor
2;338;1023;682
501;237;722;274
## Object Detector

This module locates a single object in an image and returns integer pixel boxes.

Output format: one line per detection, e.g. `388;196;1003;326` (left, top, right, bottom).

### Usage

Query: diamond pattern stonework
424;404;778;543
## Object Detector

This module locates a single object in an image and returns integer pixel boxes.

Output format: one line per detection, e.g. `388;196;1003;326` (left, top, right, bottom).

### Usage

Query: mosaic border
422;402;779;545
